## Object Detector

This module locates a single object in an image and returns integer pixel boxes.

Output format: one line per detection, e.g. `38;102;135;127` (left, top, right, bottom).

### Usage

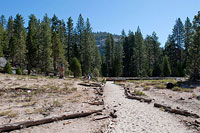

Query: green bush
93;68;100;77
70;57;82;77
16;67;22;75
4;62;12;74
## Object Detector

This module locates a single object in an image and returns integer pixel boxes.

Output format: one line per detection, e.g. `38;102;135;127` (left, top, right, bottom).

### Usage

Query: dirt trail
103;81;192;133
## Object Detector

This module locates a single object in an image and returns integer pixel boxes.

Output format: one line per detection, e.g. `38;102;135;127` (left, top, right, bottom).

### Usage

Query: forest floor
0;74;200;133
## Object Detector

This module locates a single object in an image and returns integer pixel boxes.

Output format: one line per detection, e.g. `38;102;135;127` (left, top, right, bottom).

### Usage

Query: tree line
0;11;200;80
102;11;200;80
0;14;101;77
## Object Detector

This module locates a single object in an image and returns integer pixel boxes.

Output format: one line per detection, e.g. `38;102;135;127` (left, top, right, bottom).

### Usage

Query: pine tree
144;35;153;76
70;57;82;77
184;17;193;74
103;34;115;76
162;55;171;77
0;23;4;57
151;32;162;77
16;66;22;75
164;35;178;76
187;12;200;80
171;18;185;76
81;18;93;74
12;14;26;68
0;15;8;56
4;61;12;74
26;14;38;74
7;16;14;57
75;14;85;61
52;32;67;75
131;27;146;77
123;31;134;76
66;17;74;63
0;15;7;29
113;41;123;77
39;14;53;74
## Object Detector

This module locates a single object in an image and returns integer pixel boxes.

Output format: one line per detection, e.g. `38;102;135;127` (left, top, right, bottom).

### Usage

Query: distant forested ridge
0;12;200;80
93;32;121;55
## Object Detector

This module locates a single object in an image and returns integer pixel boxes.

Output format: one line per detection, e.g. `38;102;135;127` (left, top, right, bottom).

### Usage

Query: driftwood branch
154;103;200;118
0;109;103;132
92;116;109;121
124;88;152;104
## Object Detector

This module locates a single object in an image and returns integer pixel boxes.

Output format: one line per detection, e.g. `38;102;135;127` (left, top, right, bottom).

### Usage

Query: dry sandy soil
0;74;200;133
0;73;108;133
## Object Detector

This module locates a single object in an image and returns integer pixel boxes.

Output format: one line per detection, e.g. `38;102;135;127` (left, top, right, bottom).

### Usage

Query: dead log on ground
0;109;103;132
94;88;103;96
124;88;152;104
92;116;109;121
88;100;104;106
154;103;200;118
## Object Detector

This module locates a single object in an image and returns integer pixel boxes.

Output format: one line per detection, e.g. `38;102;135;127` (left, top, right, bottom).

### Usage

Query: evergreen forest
0;12;200;80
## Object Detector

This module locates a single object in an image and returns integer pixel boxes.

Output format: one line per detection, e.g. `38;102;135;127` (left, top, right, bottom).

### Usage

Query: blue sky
0;0;200;46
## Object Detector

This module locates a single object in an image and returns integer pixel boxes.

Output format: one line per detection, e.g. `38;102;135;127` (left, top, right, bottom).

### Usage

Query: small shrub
70;57;82;77
93;68;100;77
134;90;146;96
102;78;106;84
155;85;166;89
16;67;22;75
71;87;77;91
172;87;182;91
52;100;62;107
34;108;44;114
192;93;197;98
71;99;78;103
143;86;151;91
182;88;193;93
7;112;18;118
0;110;12;116
4;62;12;74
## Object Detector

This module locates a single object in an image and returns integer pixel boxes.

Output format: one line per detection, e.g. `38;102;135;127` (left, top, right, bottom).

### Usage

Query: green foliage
26;14;38;74
70;57;82;77
162;55;171;77
39;14;53;74
187;12;200;80
93;67;100;77
52;32;67;74
16;66;22;75
12;14;26;68
4;62;12;74
134;90;146;96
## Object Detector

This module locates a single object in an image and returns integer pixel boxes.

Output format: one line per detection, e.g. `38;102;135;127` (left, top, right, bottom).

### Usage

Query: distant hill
93;32;121;55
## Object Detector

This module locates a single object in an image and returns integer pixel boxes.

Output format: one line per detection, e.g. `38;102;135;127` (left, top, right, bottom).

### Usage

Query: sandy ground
0;73;107;133
1;74;199;133
103;81;197;133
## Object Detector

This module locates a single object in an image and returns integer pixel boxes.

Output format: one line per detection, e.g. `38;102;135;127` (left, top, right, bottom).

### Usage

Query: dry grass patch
143;86;151;91
134;90;146;96
0;110;12;117
172;87;193;92
7;112;18;118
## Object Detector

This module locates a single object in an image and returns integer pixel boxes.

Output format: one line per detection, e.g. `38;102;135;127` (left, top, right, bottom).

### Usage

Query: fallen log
0;109;103;132
124;88;152;104
94;88;103;96
154;103;200;118
88;100;104;106
92;116;109;121
78;83;103;88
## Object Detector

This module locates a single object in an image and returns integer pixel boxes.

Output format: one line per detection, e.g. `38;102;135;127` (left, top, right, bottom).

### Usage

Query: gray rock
196;95;200;100
0;57;7;67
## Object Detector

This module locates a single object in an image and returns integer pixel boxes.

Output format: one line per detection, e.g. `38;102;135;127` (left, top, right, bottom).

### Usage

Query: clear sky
0;0;200;46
